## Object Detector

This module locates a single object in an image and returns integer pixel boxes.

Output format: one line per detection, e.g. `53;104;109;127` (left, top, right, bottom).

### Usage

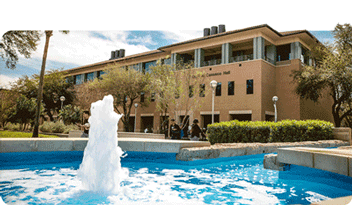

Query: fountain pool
1;151;352;205
2;95;351;204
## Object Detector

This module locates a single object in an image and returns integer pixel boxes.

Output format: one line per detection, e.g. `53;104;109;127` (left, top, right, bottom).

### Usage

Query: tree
88;64;152;131
0;89;18;128
150;59;206;132
32;30;69;138
12;69;76;122
58;104;83;125
7;94;44;131
0;31;41;69
292;23;352;127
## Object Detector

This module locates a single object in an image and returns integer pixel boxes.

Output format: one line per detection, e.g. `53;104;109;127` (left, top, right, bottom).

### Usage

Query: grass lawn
0;131;59;138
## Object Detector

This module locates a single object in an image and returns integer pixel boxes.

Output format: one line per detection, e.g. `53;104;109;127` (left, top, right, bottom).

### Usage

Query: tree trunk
332;107;341;127
33;31;52;138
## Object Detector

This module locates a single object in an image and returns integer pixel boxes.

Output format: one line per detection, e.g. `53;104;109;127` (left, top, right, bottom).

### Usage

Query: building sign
192;70;231;78
206;70;230;77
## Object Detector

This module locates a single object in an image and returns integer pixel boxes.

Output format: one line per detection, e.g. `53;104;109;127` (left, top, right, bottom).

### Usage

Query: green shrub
39;121;66;133
3;123;21;131
51;121;66;133
207;120;334;145
39;121;79;134
39;121;54;133
58;105;83;125
63;124;79;134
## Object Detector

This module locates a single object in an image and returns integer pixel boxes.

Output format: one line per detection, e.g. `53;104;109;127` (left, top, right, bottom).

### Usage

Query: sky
1;0;351;89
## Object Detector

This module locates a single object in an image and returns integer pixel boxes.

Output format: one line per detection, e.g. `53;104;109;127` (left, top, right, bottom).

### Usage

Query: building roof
158;24;319;50
65;24;320;74
64;49;164;74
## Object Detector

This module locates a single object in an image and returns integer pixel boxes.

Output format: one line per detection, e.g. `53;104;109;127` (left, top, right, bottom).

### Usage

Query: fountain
77;95;127;194
1;95;352;204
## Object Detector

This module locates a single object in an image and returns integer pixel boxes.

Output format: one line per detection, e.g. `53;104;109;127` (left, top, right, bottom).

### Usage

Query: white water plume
77;95;127;194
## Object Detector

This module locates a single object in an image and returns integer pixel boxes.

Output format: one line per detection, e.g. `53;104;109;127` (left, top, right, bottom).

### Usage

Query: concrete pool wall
0;138;211;154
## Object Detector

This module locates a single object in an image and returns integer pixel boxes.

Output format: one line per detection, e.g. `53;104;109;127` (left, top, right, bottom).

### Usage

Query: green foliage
0;31;41;69
89;63;152;131
0;89;18;128
58;104;82;125
0;131;58;138
7;95;44;130
3;122;21;131
207;120;334;145
149;59;206;130
292;23;352;127
11;69;76;121
63;124;79;134
39;121;67;133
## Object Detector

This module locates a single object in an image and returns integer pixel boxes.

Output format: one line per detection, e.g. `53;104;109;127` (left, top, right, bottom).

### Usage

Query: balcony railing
265;56;275;65
202;59;222;67
230;54;254;63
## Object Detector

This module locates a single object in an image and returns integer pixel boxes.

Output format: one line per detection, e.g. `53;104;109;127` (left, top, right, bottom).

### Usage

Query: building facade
64;24;334;133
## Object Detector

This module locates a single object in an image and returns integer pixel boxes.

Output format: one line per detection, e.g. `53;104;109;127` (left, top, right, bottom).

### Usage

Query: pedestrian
77;111;90;138
169;119;181;139
190;119;203;141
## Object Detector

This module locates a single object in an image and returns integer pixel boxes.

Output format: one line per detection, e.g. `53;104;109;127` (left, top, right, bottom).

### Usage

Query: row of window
73;70;106;85
139;79;254;103
191;79;254;98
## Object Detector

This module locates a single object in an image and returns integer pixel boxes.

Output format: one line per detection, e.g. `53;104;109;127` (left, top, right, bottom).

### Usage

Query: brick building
63;24;333;133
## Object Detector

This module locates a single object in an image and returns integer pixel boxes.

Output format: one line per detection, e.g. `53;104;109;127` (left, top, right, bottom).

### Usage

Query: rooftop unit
203;24;226;37
110;49;125;60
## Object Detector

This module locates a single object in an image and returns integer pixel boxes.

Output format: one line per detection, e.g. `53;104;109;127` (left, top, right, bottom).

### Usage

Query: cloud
0;75;18;89
127;34;157;46
162;30;202;43
21;30;151;68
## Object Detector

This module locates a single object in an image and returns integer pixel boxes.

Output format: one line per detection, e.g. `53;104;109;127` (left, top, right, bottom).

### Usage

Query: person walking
169;119;181;139
77;111;90;138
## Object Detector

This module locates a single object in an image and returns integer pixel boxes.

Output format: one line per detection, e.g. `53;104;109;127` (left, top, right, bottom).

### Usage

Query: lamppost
134;103;138;132
272;96;278;122
210;80;217;124
60;96;65;110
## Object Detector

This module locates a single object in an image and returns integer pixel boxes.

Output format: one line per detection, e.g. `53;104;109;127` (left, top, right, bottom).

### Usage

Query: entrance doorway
141;116;154;133
202;114;219;130
265;114;274;122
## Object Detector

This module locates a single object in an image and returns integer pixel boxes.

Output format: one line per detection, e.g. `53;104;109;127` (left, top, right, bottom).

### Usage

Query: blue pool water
1;151;352;205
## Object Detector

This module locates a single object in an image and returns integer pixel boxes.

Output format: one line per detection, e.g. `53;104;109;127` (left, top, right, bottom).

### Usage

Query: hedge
39;121;79;134
207;120;334;145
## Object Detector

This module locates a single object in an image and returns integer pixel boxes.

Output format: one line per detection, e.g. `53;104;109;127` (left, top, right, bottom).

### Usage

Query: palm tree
32;30;69;137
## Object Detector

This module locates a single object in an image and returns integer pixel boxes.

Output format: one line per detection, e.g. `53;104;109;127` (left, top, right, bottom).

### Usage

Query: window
199;84;205;97
228;81;234;95
189;85;194;98
247;79;254;94
85;72;95;82
75;74;82;85
151;93;155;102
141;92;145;102
143;61;156;74
216;82;221;96
98;70;106;79
130;64;141;72
163;58;171;65
65;76;73;84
